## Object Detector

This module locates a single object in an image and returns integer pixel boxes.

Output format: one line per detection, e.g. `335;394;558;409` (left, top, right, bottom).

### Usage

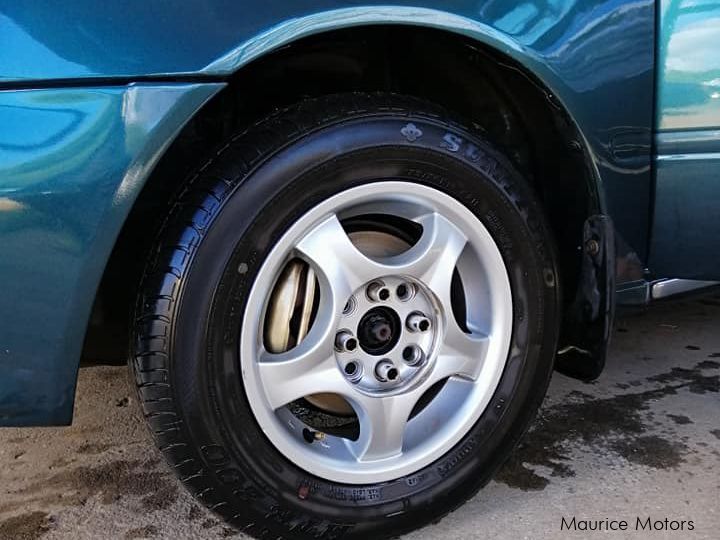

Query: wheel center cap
358;307;401;355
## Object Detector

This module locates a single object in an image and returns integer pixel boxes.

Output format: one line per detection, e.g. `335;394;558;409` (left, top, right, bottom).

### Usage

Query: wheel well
82;25;599;363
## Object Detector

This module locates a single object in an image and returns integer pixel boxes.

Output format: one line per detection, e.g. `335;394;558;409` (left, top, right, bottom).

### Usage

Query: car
1;1;718;538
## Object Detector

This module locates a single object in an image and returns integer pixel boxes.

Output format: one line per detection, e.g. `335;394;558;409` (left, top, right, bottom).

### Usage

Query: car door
651;0;720;279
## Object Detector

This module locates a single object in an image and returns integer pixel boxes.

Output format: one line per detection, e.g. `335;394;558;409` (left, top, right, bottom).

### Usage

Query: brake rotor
264;260;317;354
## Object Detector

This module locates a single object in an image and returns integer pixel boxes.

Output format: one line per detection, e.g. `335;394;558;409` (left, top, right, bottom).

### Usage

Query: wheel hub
334;275;439;394
357;307;400;355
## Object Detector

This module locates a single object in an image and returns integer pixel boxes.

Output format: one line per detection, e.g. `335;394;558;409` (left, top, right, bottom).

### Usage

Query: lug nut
402;345;425;366
344;361;363;383
366;281;390;302
374;359;399;382
406;312;431;332
335;330;358;352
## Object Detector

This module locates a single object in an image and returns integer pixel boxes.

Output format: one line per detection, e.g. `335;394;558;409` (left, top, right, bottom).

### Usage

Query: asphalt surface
1;292;718;539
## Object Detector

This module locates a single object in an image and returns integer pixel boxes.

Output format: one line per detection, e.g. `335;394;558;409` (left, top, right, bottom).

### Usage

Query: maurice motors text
561;516;694;532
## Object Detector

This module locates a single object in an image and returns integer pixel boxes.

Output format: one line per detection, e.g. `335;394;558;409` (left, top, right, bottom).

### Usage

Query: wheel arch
84;21;611;383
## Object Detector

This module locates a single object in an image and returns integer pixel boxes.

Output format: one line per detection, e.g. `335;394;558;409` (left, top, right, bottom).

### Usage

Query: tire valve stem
302;428;326;443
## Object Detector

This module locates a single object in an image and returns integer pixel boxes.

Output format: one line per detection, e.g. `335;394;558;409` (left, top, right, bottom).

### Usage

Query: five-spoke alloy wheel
243;182;513;483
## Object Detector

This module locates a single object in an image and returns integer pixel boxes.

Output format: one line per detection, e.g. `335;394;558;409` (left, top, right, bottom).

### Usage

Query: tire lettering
441;133;463;152
437;436;476;477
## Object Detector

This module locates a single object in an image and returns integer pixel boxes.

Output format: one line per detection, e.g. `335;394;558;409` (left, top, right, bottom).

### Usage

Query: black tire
132;93;560;539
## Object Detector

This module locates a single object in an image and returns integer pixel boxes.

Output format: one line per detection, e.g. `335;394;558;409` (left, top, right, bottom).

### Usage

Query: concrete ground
0;292;718;540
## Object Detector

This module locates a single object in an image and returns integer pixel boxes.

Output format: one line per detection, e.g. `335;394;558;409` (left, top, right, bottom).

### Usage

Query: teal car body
653;0;720;278
0;0;717;426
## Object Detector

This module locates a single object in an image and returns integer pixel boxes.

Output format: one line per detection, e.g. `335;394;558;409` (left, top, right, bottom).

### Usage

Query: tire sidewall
171;115;559;535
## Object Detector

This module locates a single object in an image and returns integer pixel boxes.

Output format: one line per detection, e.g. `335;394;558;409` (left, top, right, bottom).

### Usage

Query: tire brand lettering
441;133;463;152
465;142;481;162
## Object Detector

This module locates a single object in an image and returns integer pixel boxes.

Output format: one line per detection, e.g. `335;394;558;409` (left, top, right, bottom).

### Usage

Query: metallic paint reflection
0;84;223;425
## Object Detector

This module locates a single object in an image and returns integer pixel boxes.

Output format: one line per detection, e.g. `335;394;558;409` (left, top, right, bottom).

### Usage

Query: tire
132;93;560;539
